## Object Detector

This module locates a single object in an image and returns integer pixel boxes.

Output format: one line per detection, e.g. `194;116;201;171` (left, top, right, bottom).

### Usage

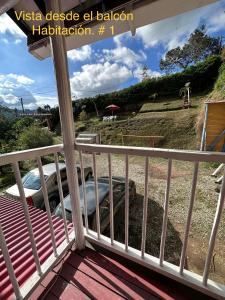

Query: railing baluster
0;223;22;299
54;153;69;243
141;157;149;258
79;151;89;232
37;157;57;257
202;168;225;286
93;153;101;239
125;154;129;252
12;162;42;275
108;153;114;245
180;162;199;274
159;158;172;266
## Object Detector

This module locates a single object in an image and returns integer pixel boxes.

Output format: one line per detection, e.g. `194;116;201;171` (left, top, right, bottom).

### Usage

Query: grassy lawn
140;96;203;113
72;95;205;150
79;107;201;150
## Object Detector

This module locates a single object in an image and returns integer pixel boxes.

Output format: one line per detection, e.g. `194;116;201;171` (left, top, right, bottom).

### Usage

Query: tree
12;117;35;138
18;125;53;149
44;105;51;111
79;110;88;121
160;46;193;73
0;117;11;140
160;25;222;73
221;47;225;61
49;106;60;132
37;106;46;114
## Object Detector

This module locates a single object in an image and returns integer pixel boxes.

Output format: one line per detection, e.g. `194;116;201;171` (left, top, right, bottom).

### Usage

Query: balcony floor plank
28;245;215;300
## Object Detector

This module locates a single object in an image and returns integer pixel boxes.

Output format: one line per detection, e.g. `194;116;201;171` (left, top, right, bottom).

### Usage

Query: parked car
5;163;93;212
54;176;136;233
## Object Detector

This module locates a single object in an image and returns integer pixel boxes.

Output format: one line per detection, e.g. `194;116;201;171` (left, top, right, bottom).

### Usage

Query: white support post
159;159;172;266
54;153;70;243
108;153;114;245
187;87;190;106
203;168;225;285
180;162;199;274
12;162;42;275
200;104;208;151
47;0;84;249
37;157;57;257
79;151;89;232
0;223;22;300
212;163;224;177
125;154;129;252
141;157;149;258
93;153;101;239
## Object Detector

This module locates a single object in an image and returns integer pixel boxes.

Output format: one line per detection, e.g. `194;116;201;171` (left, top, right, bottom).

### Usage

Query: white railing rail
0;144;75;300
76;142;225;300
0;144;63;167
76;143;225;163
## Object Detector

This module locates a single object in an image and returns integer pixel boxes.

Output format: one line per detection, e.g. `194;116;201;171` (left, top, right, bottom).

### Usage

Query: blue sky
0;0;225;110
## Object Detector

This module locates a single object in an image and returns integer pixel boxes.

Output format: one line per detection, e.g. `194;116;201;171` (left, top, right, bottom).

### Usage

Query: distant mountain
0;105;16;121
0;105;37;120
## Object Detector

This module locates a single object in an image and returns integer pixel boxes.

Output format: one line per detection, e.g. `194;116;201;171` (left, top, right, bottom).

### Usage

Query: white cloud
68;45;92;61
208;10;225;33
0;89;37;110
0;73;37;109
2;93;18;104
102;47;146;68
14;39;22;45
70;62;131;98
7;74;34;85
136;11;200;50
1;38;9;44
0;14;25;38
35;95;58;107
135;1;225;50
0;74;34;88
8;73;34;85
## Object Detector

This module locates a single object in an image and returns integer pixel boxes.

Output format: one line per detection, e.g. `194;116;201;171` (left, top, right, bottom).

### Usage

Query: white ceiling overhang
3;0;219;60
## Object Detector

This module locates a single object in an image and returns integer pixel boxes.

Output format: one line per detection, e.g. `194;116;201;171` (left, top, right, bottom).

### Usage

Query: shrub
18;125;53;150
79;110;88;121
221;47;225;62
209;61;225;100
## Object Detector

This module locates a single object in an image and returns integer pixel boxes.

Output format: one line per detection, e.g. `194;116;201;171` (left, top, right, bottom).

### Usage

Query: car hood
5;184;38;198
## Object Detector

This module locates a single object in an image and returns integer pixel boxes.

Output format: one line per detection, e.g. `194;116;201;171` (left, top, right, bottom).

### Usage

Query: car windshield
22;172;48;190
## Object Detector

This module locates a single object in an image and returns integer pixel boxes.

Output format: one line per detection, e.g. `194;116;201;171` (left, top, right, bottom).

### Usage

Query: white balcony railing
0;144;75;299
1;143;225;299
76;142;225;299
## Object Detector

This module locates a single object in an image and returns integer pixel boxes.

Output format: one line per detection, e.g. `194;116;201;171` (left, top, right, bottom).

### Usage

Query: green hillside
70;55;224;150
209;61;225;100
72;56;225;150
77;96;204;150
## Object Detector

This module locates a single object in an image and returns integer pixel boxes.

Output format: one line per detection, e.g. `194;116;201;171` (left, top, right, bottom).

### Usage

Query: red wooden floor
29;246;214;300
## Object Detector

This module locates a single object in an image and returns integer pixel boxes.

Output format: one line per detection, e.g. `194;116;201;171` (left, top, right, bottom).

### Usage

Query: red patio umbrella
106;104;120;115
